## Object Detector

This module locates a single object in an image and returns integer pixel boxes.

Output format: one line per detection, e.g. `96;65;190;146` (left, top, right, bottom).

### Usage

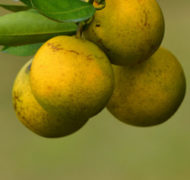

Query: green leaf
0;4;30;12
31;0;95;23
2;42;43;56
20;0;32;7
0;10;77;46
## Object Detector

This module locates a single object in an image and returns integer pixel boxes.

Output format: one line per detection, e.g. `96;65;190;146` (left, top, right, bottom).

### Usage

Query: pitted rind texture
30;36;114;119
12;60;88;138
107;48;186;126
84;0;165;65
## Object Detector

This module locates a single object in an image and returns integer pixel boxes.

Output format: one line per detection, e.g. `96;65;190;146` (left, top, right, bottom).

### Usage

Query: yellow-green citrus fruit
30;36;114;119
107;48;186;126
12;60;88;138
84;0;165;65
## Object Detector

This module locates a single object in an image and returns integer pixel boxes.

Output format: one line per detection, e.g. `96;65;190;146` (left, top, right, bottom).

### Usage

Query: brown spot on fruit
144;11;148;26
96;23;101;27
87;55;94;60
47;86;52;90
47;43;64;52
143;10;151;28
13;92;22;103
67;50;80;55
17;111;21;116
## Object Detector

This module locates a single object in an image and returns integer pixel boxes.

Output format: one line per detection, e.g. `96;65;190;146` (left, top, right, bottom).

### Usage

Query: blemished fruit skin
107;48;186;127
84;0;165;66
12;60;89;138
30;35;114;119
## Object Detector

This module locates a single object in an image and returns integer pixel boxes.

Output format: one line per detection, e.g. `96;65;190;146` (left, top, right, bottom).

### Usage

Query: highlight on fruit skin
84;0;165;66
30;35;114;119
12;60;89;138
107;47;186;127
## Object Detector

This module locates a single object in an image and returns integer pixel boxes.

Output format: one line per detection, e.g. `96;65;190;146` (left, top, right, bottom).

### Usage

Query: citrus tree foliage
0;0;95;56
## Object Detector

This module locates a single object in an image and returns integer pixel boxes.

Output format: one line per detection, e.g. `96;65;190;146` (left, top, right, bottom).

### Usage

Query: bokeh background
0;0;190;179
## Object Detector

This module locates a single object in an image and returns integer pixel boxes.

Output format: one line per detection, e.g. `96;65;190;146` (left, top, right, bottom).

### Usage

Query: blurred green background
0;0;190;179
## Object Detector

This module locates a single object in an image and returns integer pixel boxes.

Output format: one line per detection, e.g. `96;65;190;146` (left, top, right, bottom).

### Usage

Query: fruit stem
94;0;106;10
76;22;84;39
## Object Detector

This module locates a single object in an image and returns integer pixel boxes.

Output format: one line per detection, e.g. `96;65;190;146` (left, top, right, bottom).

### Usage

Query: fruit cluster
12;0;186;138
